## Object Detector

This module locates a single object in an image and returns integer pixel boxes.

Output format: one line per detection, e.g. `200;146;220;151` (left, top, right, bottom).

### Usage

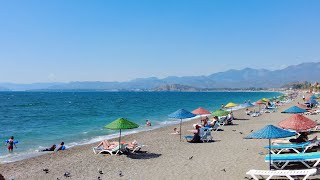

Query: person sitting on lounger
272;132;316;144
226;112;234;124
245;108;252;115
96;140;119;149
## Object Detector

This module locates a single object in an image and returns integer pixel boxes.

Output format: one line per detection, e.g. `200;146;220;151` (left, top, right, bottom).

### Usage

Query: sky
0;0;319;83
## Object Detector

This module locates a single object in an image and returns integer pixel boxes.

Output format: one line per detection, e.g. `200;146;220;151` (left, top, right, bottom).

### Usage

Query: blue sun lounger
265;152;320;169
265;142;315;154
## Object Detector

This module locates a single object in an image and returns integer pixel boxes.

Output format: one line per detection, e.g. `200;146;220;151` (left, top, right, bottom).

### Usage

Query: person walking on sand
6;136;17;153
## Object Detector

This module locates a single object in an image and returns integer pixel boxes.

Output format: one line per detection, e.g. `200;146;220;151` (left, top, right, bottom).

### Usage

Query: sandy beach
1;95;320;180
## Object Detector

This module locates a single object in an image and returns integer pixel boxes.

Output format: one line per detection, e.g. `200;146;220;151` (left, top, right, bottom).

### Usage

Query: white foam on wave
0;116;202;164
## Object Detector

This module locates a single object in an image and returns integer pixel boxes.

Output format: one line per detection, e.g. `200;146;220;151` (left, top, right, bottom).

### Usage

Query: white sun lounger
92;144;127;155
246;169;317;180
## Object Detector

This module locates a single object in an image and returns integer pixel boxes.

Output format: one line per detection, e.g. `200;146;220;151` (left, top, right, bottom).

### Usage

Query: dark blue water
0;91;281;162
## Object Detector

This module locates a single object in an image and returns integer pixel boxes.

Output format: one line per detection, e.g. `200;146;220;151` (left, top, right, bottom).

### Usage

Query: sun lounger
246;168;317;180
265;152;320;169
126;143;146;153
199;127;213;142
92;144;127;155
265;142;316;154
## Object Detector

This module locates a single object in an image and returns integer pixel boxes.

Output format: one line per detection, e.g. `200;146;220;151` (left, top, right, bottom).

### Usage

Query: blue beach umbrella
306;99;318;105
310;95;317;99
245;125;295;170
241;102;254;108
281;106;308;114
168;109;196;141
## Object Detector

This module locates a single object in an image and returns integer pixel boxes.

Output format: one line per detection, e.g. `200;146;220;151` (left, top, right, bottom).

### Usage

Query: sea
0;91;281;163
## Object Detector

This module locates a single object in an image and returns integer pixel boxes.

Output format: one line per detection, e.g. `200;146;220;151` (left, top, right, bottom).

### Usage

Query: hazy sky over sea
0;0;319;83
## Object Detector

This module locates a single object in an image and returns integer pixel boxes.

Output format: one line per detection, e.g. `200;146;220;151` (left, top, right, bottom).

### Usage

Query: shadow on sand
126;151;162;159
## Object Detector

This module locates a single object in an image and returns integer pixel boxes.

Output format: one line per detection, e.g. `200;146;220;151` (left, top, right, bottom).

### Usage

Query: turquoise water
0;91;281;162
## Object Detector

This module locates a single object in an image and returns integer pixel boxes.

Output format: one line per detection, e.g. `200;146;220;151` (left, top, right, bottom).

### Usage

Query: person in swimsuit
7;136;17;152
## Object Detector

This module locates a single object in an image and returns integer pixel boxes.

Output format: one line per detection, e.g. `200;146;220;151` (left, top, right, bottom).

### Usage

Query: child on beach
6;136;17;153
170;128;180;135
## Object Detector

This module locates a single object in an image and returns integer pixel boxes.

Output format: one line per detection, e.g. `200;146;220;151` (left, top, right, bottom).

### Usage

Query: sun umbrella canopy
224;102;238;108
245;125;295;170
242;102;254;108
192;107;211;115
168;109;196;119
255;100;265;105
211;109;229;117
105;118;139;130
310;95;317;99
245;125;296;139
306;99;318;104
281;106;308;114
168;109;196;142
262;98;270;102
278;114;317;131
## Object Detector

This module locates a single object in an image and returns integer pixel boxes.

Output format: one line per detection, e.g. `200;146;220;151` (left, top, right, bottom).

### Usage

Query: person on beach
41;144;57;151
272;132;316;144
170;127;180;135
188;125;201;143
6;136;17;153
146;120;152;126
96;140;119;149
245;108;252;115
221;104;224;109
201;117;209;127
54;142;66;151
303;95;305;101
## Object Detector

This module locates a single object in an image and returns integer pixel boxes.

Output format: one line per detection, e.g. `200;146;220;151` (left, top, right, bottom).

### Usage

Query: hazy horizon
1;1;319;83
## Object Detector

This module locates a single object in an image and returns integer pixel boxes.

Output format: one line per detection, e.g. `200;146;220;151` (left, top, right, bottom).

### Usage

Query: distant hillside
152;84;199;92
1;62;320;91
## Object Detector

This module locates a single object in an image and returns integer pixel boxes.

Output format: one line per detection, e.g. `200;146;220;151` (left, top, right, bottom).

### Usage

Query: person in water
6;136;17;153
54;142;66;151
41;144;57;151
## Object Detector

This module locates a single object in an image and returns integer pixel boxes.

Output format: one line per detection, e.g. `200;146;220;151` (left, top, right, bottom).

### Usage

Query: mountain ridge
1;62;319;91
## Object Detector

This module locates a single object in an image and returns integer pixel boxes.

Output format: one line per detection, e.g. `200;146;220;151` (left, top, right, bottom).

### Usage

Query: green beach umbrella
105;118;139;149
211;109;229;117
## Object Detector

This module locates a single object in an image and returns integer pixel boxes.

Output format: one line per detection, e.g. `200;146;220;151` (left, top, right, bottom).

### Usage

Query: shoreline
2;92;303;180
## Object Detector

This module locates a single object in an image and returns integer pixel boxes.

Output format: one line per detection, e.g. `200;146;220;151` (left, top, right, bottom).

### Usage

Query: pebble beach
1;94;320;180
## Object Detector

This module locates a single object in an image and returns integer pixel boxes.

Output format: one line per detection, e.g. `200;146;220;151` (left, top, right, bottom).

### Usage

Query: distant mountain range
1;62;320;91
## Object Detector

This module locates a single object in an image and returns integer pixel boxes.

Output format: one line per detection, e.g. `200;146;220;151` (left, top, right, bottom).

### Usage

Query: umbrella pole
180;119;182;142
119;129;122;148
269;139;272;170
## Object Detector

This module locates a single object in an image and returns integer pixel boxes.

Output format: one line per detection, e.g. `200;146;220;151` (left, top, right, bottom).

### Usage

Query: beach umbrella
168;109;196;141
306;99;318;105
241;102;254;108
211;109;229;117
310;95;317;99
278;114;317;131
105;118;139;148
281;106;308;114
261;98;270;102
224;102;238;112
192;107;211;115
245;125;295;170
255;100;265;111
